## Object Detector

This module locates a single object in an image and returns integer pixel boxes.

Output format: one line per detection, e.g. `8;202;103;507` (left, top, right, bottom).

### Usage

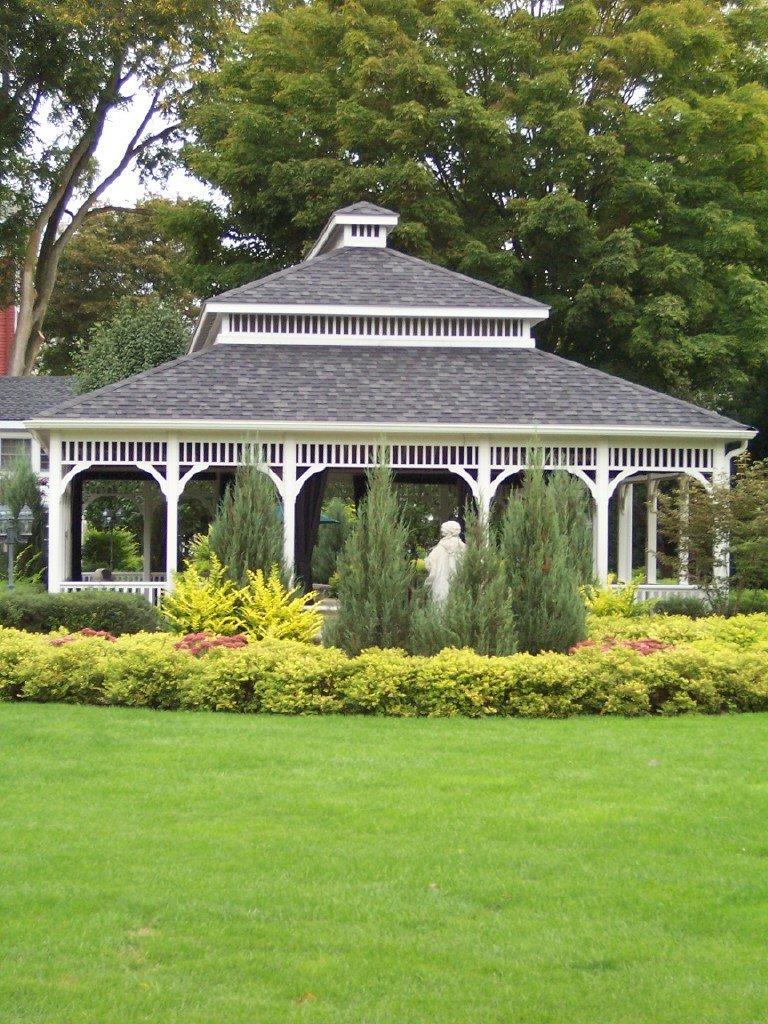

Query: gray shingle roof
34;345;748;432
212;246;548;309
334;201;396;216
0;376;75;421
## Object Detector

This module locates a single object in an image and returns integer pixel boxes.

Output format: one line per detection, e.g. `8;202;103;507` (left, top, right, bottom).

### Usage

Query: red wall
0;306;16;376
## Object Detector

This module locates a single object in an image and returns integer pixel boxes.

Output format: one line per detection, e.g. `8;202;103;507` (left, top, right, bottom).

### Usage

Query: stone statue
424;520;465;604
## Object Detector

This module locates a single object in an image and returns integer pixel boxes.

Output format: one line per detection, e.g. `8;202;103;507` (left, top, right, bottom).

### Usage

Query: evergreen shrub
0;589;161;635
500;458;587;653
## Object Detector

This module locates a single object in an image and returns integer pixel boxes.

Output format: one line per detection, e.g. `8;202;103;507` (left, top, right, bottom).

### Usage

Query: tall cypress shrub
410;510;517;656
209;460;284;584
548;470;594;585
326;460;413;655
500;457;587;653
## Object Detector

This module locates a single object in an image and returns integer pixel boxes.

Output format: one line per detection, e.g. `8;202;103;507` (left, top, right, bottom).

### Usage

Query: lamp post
0;504;34;589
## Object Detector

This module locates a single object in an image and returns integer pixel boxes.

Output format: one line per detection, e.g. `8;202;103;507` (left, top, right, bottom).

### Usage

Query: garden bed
2;614;767;717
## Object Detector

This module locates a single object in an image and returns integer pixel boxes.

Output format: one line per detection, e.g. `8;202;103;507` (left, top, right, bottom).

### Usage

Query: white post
282;438;297;579
678;476;690;585
617;481;634;583
142;479;154;579
645;479;658;585
165;436;180;583
47;433;65;592
594;445;610;582
477;440;492;522
712;446;731;585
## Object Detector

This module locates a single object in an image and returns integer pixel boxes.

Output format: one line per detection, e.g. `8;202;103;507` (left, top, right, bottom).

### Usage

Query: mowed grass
2;706;768;1024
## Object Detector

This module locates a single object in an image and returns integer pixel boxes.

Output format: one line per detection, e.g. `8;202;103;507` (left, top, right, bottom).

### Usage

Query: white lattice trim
227;312;524;341
178;440;283;467
62;439;167;465
609;446;713;472
491;445;597;471
296;442;479;470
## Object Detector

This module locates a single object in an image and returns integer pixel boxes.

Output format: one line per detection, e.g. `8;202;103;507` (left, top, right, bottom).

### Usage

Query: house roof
32;345;749;433
0;376;76;422
211;246;548;310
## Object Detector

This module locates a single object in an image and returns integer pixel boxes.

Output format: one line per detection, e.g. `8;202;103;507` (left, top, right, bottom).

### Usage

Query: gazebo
28;202;755;604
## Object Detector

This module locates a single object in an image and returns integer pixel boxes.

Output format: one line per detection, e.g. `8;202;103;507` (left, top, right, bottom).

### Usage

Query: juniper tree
209;459;284;585
500;458;587;654
410;509;517;657
326;460;413;655
548;470;594;586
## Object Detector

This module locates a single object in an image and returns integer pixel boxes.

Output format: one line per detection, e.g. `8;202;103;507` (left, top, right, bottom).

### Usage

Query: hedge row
1;626;767;717
0;590;162;634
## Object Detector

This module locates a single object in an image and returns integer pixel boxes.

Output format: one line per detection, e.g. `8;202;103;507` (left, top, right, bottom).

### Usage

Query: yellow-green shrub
0;628;43;699
1;618;767;718
161;556;240;634
588;613;768;650
101;634;205;709
237;567;322;642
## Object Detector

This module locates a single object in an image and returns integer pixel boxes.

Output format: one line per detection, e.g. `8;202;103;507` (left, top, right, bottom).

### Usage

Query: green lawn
2;706;767;1023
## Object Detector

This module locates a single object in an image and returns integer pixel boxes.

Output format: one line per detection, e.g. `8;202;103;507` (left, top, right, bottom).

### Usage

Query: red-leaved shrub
570;637;672;656
173;632;249;657
49;627;118;647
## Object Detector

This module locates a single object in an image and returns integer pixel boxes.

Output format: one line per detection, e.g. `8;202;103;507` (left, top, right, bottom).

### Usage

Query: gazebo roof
31;344;749;433
210;246;548;310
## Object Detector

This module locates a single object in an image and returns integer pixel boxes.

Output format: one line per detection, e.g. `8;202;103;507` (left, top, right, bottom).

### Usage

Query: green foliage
548;471;594;585
162;555;241;635
2;612;768;716
410;512;517;656
659;457;768;599
582;574;648;618
238;567;321;643
81;526;141;573
186;0;768;443
0;455;46;581
40;200;247;375
0;590;161;635
500;457;587;653
74;295;188;393
209;459;284;585
327;460;414;655
162;558;321;642
311;497;354;585
186;529;216;576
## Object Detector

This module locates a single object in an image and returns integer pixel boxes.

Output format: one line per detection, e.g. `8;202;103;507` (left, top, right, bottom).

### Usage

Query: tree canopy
74;295;188;393
186;0;768;438
1;0;244;373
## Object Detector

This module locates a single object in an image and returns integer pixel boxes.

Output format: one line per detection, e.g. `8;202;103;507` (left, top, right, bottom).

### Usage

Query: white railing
60;581;169;607
634;583;706;603
80;571;167;583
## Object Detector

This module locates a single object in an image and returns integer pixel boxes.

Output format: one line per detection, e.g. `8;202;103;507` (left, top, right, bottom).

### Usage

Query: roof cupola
307;201;399;260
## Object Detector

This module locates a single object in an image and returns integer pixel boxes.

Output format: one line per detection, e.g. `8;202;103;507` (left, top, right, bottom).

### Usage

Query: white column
712;446;731;585
617;481;634;583
165;436;180;582
142;479;154;579
678;476;690;585
593;445;610;582
282;438;297;579
476;440;492;521
46;433;65;592
645;479;658;585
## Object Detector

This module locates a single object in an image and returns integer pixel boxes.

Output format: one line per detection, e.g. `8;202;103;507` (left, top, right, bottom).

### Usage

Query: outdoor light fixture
0;504;34;589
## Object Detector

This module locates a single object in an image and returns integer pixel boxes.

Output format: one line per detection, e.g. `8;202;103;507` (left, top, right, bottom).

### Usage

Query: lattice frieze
61;439;167;466
608;446;713;475
491;445;597;475
179;440;283;467
297;442;479;472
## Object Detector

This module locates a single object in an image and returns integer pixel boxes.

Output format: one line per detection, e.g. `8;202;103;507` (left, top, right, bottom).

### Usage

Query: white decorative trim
202;301;549;319
29;418;754;441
